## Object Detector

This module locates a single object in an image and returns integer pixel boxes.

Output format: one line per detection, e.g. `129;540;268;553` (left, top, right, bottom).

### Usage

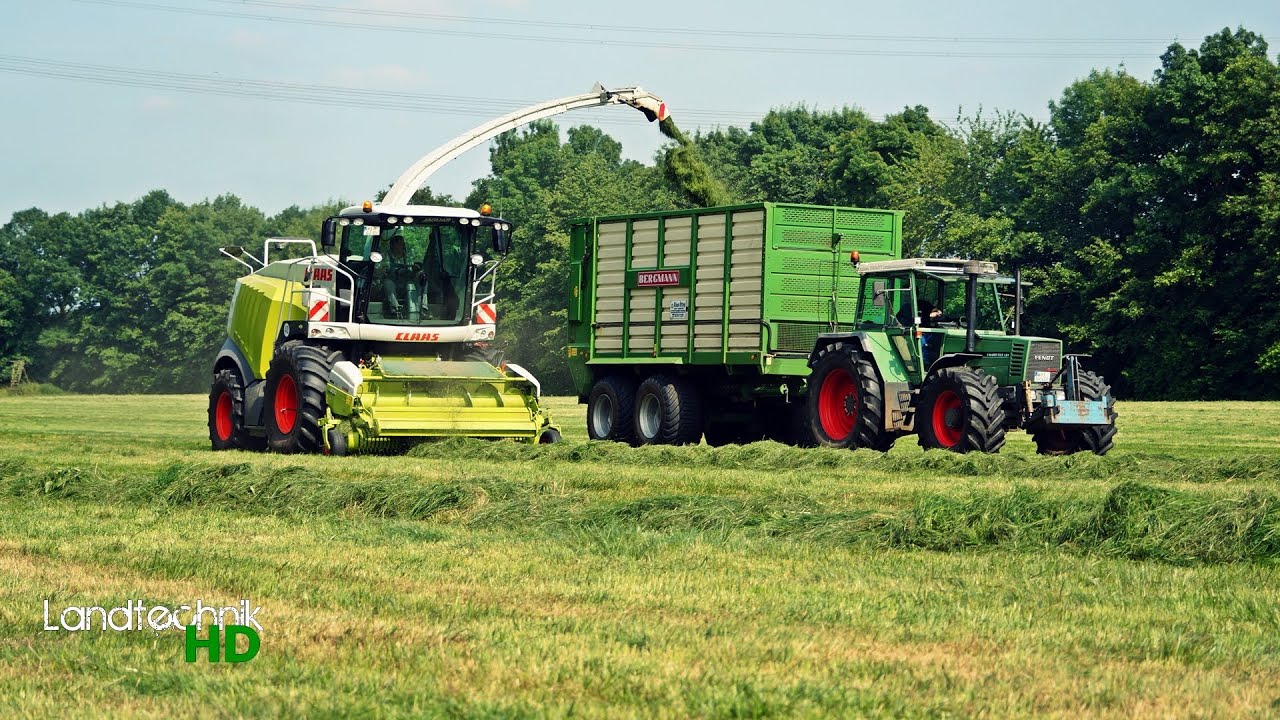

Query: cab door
875;273;924;381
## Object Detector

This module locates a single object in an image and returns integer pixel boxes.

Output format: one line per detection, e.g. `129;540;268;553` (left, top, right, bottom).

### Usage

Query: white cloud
140;96;176;112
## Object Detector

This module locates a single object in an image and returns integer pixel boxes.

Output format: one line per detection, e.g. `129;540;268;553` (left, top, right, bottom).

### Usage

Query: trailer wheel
634;374;703;445
587;376;638;443
917;367;1006;454
265;342;339;454
1031;370;1118;456
805;344;891;450
208;368;265;451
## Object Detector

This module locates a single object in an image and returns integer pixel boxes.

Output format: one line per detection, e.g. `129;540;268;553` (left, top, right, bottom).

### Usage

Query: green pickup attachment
322;357;558;455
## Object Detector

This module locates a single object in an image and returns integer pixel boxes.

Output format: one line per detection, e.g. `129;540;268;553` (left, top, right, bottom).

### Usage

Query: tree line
3;28;1277;399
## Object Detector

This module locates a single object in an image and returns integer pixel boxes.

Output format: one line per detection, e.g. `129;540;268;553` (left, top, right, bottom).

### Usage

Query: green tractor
207;202;558;455
806;257;1117;454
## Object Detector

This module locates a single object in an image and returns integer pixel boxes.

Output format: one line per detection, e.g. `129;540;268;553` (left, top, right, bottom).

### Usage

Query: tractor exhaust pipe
965;271;979;353
1013;265;1023;336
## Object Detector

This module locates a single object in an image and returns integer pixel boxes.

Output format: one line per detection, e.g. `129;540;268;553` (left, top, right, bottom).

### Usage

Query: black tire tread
805;342;892;451
917;367;1006;454
587;376;637;443
266;341;341;454
636;374;703;445
208;367;265;451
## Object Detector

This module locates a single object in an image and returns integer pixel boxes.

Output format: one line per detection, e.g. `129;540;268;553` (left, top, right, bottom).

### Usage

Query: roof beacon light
362;200;373;213
850;250;861;265
479;203;493;216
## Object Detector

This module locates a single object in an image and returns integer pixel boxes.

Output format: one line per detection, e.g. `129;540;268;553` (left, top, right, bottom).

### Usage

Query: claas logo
394;332;441;341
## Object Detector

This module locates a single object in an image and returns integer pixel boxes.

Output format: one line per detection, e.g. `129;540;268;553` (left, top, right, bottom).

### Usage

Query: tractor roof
338;203;483;219
858;258;999;276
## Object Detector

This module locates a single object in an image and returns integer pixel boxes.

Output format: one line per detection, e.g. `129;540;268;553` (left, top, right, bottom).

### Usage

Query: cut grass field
1;395;1278;718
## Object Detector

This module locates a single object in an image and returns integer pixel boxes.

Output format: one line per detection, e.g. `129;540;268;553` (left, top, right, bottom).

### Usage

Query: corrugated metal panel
663;216;692;267
729;210;764;350
594;221;628;352
631;219;659;268
694;213;727;351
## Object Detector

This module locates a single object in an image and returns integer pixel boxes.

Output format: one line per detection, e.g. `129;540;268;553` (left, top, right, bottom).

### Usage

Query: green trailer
566;202;904;445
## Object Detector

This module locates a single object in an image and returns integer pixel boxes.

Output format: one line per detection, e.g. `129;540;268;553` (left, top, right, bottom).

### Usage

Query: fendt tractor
567;204;1117;454
208;85;670;454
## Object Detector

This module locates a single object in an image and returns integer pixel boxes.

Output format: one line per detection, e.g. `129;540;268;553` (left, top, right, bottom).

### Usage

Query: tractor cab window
335;218;471;326
856;273;913;328
914;274;1008;331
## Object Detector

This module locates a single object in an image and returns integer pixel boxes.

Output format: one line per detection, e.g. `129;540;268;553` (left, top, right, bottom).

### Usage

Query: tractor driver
380;235;420;320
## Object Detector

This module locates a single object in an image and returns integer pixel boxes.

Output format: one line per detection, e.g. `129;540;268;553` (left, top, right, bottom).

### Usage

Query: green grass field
1;395;1278;718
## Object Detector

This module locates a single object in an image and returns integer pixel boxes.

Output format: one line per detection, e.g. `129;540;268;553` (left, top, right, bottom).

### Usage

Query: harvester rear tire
917;367;1006;454
208;368;265;451
587;376;637;443
805;343;892;451
634;374;703;445
265;342;338;454
1031;370;1118;456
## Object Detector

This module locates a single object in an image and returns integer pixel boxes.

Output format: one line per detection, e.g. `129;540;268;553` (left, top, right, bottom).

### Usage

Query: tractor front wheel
265;342;341;454
1031;370;1118;456
805;343;891;451
917;367;1006;454
208;368;265;451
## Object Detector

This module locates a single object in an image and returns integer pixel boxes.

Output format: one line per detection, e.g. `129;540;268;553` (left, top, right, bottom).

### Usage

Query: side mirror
871;280;887;308
494;226;511;255
321;218;337;249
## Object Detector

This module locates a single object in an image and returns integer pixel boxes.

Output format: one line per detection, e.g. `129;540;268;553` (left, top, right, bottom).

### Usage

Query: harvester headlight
458;218;468;225
470;219;481;226
354;218;364;226
403;216;414;223
470;254;484;266
387;216;398;224
338;219;350;226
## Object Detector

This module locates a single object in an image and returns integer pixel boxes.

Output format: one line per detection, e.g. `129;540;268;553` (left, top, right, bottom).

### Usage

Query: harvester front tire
917;367;1006;454
587;376;637;443
634;374;703;445
265;342;336;454
1031;370;1118;456
806;343;891;451
208;368;264;451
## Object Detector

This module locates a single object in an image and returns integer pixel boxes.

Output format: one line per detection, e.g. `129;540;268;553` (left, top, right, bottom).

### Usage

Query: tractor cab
852;258;1042;386
314;202;511;339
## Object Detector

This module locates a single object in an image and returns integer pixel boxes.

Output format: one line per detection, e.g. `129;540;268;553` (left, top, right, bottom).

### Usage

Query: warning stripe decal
474;302;496;324
308;299;329;322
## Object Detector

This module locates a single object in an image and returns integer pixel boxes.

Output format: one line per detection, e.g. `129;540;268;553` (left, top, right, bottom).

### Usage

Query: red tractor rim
932;390;963;447
274;375;298;435
818;368;857;440
215;391;233;442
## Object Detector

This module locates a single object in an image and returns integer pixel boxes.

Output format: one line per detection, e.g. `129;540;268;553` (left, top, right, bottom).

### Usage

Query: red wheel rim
215;391;233;441
818;368;857;440
274;374;298;435
932;390;963;447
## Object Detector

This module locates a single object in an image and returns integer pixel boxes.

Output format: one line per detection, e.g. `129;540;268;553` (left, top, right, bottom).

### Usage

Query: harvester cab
208;202;559;455
806;257;1118;455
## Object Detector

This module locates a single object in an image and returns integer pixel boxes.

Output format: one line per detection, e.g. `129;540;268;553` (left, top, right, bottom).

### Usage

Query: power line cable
68;0;1157;60
0;54;989;129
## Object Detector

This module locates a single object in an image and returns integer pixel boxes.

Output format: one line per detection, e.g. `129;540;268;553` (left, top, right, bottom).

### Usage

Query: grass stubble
0;395;1278;717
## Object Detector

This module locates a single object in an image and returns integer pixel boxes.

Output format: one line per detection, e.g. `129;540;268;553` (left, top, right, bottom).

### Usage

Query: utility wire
204;0;1179;46
68;0;1154;60
0;54;984;129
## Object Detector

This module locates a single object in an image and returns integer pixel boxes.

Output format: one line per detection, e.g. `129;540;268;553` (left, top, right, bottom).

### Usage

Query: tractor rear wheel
1031;370;1118;456
587;376;638;443
265;342;341;454
634;374;703;445
917;367;1006;453
208;368;265;451
805;343;891;451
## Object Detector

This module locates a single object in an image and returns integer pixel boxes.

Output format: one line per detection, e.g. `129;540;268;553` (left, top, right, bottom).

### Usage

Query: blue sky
2;0;1278;222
